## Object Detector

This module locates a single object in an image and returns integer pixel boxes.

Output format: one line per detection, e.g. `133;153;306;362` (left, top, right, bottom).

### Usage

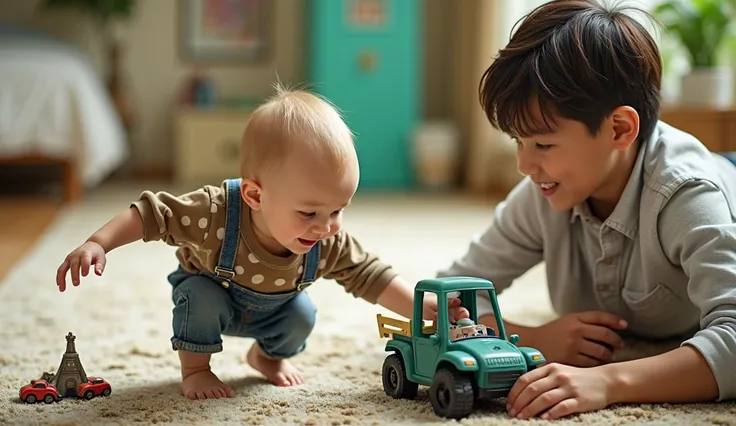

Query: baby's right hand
56;241;107;292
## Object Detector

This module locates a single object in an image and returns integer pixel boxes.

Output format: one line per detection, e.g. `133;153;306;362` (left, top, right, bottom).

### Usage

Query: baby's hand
56;241;107;292
422;296;470;323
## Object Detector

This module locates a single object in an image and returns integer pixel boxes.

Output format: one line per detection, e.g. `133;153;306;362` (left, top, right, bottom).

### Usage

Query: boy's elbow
685;312;736;401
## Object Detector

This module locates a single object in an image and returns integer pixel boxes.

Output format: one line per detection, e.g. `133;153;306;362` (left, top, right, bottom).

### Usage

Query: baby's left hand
423;296;470;322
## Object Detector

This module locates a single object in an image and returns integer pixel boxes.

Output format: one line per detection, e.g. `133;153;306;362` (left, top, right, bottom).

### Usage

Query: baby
56;85;467;400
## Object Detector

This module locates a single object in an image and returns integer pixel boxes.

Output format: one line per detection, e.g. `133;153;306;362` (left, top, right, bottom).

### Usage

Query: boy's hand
530;311;627;367
56;241;107;292
422;296;470;322
506;363;613;420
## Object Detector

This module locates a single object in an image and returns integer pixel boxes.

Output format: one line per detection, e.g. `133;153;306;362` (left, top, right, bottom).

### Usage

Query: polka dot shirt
131;181;397;303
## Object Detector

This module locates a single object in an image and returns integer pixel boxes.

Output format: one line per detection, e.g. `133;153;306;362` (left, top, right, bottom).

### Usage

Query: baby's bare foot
181;369;235;400
246;344;305;386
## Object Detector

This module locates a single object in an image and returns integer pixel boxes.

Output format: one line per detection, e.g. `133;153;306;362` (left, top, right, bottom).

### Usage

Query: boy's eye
535;143;552;150
331;209;343;216
298;211;315;218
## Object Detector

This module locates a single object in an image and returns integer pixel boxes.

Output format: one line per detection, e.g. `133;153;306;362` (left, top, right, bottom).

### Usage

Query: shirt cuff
130;200;161;243
361;268;399;304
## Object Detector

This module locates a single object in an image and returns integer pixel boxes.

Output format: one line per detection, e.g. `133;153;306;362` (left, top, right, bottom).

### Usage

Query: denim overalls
166;178;319;358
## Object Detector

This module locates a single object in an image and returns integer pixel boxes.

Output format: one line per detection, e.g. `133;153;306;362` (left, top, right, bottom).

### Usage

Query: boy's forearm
87;207;145;253
376;276;415;320
603;345;719;404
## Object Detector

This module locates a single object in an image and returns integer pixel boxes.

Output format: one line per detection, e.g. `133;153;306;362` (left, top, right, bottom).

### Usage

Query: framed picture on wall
179;0;271;63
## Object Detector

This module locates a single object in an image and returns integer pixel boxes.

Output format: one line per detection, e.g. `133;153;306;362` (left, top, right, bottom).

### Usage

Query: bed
0;25;129;202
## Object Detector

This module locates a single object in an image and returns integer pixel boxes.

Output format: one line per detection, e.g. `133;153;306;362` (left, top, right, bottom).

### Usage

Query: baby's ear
241;178;262;210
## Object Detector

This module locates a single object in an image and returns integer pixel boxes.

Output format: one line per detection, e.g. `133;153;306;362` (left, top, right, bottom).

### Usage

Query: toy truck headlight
464;360;475;366
532;354;543;361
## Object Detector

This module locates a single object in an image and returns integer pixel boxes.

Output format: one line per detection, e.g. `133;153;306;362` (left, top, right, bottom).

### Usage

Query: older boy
56;86;467;400
438;0;736;420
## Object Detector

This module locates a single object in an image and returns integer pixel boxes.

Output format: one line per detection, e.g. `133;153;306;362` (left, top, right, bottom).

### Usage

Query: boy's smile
536;181;559;197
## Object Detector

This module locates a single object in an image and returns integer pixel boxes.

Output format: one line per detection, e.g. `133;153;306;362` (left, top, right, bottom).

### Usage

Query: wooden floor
0;199;62;282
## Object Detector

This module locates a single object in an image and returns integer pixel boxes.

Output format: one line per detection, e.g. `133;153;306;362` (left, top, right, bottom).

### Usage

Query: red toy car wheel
24;394;36;404
103;388;111;397
84;390;94;400
43;394;55;404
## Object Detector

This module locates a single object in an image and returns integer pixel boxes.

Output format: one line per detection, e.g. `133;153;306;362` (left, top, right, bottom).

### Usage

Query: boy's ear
610;106;639;150
240;178;263;210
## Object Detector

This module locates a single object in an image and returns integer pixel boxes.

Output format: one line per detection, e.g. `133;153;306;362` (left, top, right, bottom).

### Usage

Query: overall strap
214;178;242;284
296;243;321;291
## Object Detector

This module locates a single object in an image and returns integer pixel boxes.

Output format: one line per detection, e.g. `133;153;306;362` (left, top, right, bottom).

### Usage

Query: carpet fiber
1;186;735;425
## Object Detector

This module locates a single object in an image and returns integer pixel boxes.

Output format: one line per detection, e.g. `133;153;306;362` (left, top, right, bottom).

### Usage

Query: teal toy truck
376;276;545;419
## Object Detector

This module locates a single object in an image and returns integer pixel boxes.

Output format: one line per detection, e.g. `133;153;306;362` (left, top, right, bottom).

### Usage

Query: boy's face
243;146;359;256
514;105;639;215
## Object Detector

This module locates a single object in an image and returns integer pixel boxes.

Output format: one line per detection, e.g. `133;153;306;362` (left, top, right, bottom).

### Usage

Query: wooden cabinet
174;107;253;185
659;107;736;153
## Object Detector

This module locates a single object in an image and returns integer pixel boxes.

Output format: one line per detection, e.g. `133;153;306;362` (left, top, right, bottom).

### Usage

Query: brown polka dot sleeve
131;186;214;248
318;230;398;303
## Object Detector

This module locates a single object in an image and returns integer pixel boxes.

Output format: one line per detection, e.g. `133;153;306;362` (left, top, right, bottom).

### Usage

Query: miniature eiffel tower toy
51;332;89;397
21;332;112;404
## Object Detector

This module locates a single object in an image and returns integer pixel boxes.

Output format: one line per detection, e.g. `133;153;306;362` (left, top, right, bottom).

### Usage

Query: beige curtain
451;1;548;195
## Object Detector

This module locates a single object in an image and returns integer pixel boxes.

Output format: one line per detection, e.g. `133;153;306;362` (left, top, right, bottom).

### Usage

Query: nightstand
174;106;254;185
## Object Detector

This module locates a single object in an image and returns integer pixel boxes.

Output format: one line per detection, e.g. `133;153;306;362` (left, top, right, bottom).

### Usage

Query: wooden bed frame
0;155;82;202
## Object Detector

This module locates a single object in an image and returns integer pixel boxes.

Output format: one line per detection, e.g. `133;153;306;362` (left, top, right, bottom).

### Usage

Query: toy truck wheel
429;368;475;419
382;353;418;400
24;394;36;404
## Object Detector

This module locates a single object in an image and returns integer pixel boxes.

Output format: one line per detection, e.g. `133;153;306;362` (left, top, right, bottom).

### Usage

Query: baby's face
257;150;359;255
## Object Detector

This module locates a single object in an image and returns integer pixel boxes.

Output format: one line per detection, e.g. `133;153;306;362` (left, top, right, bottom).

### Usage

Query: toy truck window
449;319;496;342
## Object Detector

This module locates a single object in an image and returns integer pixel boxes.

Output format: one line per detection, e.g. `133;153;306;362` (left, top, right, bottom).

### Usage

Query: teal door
308;0;421;190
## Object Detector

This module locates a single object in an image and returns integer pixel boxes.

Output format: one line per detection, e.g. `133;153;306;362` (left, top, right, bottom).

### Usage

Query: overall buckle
296;281;313;291
214;267;235;284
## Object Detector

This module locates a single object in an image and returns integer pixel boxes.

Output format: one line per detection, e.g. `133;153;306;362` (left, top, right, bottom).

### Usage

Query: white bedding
0;33;128;188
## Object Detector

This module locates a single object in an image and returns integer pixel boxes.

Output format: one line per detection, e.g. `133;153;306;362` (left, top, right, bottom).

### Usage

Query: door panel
308;0;421;189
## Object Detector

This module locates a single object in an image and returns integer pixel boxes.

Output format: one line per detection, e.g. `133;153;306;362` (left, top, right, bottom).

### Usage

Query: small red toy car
19;380;61;404
76;377;112;399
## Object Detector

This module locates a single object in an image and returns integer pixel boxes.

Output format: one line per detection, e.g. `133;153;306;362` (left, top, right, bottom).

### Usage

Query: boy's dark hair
479;0;662;142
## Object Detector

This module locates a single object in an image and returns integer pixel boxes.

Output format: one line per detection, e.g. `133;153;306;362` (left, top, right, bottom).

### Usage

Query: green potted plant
39;0;138;132
653;0;736;108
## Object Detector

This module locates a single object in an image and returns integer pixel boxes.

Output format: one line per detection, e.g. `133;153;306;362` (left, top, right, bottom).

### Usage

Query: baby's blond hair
240;83;356;179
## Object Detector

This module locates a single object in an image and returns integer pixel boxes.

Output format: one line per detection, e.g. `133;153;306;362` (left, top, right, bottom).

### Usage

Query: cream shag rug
1;185;735;426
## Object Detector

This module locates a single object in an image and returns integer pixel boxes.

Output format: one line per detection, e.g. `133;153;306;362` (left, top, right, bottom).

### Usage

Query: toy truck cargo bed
377;314;435;339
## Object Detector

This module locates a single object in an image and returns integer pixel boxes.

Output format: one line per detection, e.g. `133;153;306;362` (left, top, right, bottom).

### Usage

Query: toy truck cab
377;276;545;419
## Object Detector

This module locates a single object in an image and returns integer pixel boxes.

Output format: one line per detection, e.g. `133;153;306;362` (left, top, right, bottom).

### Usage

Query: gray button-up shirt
437;121;736;400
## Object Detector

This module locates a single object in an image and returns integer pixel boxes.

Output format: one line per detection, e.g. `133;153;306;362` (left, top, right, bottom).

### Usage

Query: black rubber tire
382;353;419;399
103;388;111;397
429;368;475;419
43;394;54;404
85;390;94;400
25;394;36;404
